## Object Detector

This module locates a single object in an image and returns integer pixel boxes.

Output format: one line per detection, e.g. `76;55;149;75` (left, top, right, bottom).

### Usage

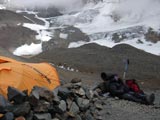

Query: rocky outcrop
35;7;62;18
0;25;39;52
145;27;160;43
42;26;90;50
0;10;33;26
0;79;104;120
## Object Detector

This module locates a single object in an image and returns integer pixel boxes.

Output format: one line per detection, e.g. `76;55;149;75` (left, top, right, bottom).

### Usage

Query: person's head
101;72;109;81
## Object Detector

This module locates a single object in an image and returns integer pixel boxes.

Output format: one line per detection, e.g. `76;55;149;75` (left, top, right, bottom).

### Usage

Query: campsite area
1;43;160;120
0;0;160;119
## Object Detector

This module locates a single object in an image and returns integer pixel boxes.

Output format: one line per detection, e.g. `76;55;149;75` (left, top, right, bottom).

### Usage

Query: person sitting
95;72;155;105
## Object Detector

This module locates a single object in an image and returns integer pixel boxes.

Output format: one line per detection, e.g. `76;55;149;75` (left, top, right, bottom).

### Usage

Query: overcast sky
7;0;85;11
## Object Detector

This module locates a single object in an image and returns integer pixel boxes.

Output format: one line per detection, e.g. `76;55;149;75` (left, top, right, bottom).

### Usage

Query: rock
93;90;100;98
58;87;72;100
72;82;82;89
75;88;86;96
69;102;80;115
30;86;41;100
25;111;34;120
34;100;50;113
71;78;82;83
96;116;103;120
7;86;26;104
28;95;39;107
94;101;103;110
145;27;160;43
58;100;67;112
77;98;90;111
54;113;69;120
36;7;62;18
84;110;94;120
42;26;90;50
33;113;52;120
39;88;54;102
12;102;31;117
66;97;74;110
52;118;60;120
31;86;54;102
75;115;82;120
0;95;11;107
48;104;63;114
84;88;94;99
15;116;26;120
1;112;14;120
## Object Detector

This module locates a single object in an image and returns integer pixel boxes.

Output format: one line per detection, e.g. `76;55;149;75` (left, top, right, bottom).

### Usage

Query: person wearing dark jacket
108;74;155;105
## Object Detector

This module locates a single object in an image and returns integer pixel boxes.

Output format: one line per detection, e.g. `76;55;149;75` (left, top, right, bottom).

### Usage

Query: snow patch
13;43;42;56
68;41;87;48
59;33;68;39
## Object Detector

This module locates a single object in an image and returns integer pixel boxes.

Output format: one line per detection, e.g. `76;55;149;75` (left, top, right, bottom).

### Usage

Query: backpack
125;79;144;94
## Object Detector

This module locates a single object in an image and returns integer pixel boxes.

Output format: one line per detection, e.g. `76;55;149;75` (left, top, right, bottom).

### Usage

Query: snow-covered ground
2;0;160;56
54;0;160;55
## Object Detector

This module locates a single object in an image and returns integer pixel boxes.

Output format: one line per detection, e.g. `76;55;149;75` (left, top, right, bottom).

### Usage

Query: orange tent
0;56;60;98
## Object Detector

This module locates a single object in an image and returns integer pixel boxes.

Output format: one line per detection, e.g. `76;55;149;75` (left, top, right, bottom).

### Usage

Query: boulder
7;86;26;104
69;102;80;115
0;95;11;107
33;113;52;120
58;100;67;112
30;86;54;103
12;102;31;117
75;88;86;96
33;100;50;113
58;87;72;100
84;88;94;99
76;98;90;111
94;101;103;110
84;110;94;120
39;88;54;102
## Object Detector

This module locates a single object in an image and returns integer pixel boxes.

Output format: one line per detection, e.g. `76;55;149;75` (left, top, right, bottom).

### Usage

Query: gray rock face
0;25;37;51
42;26;90;50
0;10;32;25
36;7;62;18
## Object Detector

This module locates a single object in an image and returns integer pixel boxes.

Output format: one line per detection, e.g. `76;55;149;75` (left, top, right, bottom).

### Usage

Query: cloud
8;0;85;12
112;0;160;22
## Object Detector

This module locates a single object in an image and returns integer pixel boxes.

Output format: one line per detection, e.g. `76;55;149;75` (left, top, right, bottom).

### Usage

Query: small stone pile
0;78;104;120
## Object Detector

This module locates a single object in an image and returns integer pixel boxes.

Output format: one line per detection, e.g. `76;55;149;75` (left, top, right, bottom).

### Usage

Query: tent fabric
0;56;60;98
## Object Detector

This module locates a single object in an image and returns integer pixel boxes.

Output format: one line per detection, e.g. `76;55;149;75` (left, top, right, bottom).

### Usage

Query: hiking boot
146;93;155;105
